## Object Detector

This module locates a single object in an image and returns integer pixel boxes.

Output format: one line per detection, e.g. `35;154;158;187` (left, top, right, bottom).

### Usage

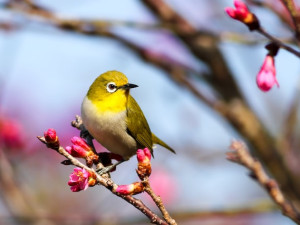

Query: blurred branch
4;0;217;111
142;0;243;101
280;0;300;41
138;3;300;201
280;81;300;155
0;150;41;223
247;0;294;30
221;31;294;45
227;140;300;224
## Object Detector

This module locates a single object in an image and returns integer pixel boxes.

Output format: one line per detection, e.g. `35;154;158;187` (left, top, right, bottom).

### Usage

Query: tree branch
280;0;300;41
257;27;300;58
227;140;300;224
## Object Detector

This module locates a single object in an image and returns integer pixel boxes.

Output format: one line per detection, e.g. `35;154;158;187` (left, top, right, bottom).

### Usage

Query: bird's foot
97;165;115;176
96;160;125;176
80;129;92;139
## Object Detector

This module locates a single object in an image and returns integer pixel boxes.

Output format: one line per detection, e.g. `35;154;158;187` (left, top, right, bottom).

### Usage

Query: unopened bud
225;0;260;30
116;182;144;195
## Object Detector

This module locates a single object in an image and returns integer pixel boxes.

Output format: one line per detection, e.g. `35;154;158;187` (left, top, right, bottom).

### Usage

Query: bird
81;70;175;173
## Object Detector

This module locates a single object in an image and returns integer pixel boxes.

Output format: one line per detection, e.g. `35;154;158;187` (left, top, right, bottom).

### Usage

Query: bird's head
86;70;138;112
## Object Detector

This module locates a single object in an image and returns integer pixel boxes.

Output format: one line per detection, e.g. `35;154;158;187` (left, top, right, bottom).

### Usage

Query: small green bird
81;70;175;172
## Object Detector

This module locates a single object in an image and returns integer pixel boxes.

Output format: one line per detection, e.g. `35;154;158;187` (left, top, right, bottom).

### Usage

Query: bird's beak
119;83;138;90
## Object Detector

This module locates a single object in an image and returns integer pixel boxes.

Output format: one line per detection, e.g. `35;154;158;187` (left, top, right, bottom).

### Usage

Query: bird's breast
81;96;137;159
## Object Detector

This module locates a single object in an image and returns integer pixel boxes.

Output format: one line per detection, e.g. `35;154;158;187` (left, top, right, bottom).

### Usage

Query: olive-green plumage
81;70;175;160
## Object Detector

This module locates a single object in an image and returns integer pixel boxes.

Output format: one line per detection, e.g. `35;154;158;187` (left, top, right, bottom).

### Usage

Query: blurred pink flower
148;168;178;205
0;118;24;149
256;55;279;92
68;167;90;192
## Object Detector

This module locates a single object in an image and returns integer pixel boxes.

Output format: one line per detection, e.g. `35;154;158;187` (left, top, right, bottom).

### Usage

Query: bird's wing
126;95;153;150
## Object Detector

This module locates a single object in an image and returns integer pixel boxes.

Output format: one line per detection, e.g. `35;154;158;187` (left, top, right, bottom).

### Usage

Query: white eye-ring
106;82;117;93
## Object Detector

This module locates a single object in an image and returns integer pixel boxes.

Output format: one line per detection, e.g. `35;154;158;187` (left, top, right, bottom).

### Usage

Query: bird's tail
152;133;176;154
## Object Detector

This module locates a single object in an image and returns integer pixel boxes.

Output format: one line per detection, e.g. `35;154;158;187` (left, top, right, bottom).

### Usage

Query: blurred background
0;0;300;224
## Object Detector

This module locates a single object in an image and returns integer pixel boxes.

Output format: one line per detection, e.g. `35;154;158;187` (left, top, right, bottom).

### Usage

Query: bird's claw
96;165;115;176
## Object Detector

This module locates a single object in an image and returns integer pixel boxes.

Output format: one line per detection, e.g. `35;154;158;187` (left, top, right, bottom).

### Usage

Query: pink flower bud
136;148;152;179
256;55;279;92
225;0;259;30
44;128;58;143
66;137;98;167
68;167;94;192
116;182;144;195
71;136;92;151
137;148;151;164
67;137;93;158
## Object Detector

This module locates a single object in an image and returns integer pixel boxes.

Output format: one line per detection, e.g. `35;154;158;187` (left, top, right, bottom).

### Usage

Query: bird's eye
106;82;117;93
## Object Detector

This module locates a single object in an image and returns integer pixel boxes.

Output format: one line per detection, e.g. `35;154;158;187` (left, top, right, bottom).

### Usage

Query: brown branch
280;0;300;41
227;140;300;224
37;135;169;225
279;81;300;156
143;178;176;225
247;0;295;30
257;27;300;58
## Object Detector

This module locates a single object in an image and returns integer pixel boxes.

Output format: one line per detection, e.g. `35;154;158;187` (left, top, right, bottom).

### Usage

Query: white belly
81;97;137;159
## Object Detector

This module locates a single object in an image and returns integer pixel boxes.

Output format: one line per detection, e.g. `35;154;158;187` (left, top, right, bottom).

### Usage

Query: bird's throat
88;91;128;113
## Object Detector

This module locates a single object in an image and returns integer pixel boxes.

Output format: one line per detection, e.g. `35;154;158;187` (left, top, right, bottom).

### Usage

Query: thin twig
280;0;300;41
257;27;300;58
143;179;177;225
227;140;300;224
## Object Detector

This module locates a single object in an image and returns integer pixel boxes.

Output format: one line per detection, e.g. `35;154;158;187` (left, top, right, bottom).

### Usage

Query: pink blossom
256;55;279;92
66;145;89;158
67;137;92;158
44;128;57;143
68;167;89;192
71;136;91;151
